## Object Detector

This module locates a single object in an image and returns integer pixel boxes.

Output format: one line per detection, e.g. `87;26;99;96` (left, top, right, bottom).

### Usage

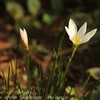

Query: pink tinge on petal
20;28;29;50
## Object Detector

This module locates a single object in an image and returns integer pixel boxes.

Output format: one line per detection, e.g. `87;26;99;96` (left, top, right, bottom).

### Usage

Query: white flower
65;19;97;45
20;28;29;50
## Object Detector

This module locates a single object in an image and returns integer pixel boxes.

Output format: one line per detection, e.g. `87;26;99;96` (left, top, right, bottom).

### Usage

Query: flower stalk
57;19;97;95
20;28;30;90
57;46;77;95
27;52;30;90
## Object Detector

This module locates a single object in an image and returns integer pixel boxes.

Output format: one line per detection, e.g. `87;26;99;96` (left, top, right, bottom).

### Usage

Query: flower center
73;35;81;44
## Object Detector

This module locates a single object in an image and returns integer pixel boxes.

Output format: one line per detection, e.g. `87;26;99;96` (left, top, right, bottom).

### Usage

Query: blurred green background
0;0;100;30
0;0;100;63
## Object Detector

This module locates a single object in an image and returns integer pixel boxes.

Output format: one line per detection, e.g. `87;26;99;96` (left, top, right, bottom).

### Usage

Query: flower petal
69;19;77;36
77;22;87;38
23;28;28;43
20;28;29;50
20;28;28;44
65;26;73;42
20;28;24;41
65;26;71;36
80;29;97;44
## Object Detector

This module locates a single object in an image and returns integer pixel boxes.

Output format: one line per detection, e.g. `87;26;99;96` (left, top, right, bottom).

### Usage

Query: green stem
43;57;58;99
57;46;77;94
33;72;40;96
32;68;40;96
63;48;76;83
43;34;65;99
27;52;30;90
81;75;91;92
7;66;10;92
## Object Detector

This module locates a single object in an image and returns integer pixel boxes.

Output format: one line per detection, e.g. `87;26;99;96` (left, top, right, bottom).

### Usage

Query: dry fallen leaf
87;67;100;80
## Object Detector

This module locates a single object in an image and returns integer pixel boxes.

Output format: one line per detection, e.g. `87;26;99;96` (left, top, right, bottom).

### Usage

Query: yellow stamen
73;35;81;44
